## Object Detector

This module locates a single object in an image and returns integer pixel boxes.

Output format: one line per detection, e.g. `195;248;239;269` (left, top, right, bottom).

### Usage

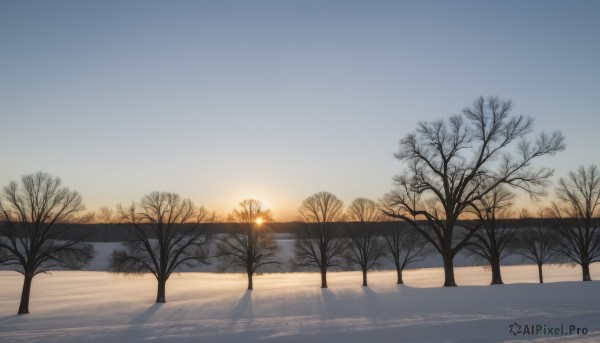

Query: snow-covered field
1;264;599;342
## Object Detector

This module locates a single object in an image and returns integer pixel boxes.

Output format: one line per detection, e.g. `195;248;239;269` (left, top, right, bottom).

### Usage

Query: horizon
2;0;600;221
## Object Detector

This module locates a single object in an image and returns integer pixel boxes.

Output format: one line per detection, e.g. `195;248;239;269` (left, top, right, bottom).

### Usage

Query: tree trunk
247;272;254;290
396;265;404;284
490;259;504;285
442;252;457;287
248;229;255;290
362;268;368;287
17;272;33;315
156;278;166;303
537;263;544;284
320;267;328;288
582;262;592;281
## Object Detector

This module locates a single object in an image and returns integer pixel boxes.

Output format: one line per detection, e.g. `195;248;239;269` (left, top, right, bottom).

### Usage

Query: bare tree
207;210;226;223
345;198;385;287
550;165;600;281
465;185;517;285
98;206;115;242
294;191;346;288
514;210;561;283
216;199;280;290
109;192;210;303
0;172;95;315
382;96;565;286
382;220;430;284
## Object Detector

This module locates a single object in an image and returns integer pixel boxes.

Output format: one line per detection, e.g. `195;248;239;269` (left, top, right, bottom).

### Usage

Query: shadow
318;288;340;318
0;315;19;324
228;291;254;331
362;286;378;299
230;291;253;319
130;303;164;324
362;286;384;320
395;283;416;291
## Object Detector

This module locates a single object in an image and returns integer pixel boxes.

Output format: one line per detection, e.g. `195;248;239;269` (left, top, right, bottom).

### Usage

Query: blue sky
1;0;599;220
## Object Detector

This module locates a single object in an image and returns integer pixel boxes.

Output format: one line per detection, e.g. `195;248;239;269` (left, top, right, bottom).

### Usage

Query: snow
1;264;599;342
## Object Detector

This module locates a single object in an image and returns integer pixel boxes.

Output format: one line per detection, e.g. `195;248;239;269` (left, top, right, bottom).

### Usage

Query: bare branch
109;191;211;302
383;97;564;286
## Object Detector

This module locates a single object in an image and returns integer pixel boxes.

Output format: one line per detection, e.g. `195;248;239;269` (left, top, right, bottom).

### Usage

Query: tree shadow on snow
362;286;379;301
362;286;385;323
228;291;254;332
230;291;253;320
130;303;164;324
318;288;340;318
394;283;415;293
0;315;19;324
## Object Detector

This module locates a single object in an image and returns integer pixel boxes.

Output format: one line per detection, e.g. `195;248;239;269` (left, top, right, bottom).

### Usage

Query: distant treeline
2;218;551;243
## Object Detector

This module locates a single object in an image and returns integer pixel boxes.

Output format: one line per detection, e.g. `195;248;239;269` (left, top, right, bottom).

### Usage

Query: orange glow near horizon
83;190;554;224
255;217;263;225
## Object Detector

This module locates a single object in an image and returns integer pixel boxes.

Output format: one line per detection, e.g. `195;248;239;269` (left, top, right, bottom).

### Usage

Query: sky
1;0;599;221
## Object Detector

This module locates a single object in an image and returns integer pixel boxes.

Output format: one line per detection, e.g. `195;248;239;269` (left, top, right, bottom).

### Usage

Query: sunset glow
1;2;600;342
0;1;599;220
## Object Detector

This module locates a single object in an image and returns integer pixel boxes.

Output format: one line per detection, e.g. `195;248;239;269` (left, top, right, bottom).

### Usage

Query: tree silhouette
217;199;280;290
98;206;115;242
345;198;385;287
550;165;600;281
383;96;564;286
109;192;211;303
0;172;95;314
382;220;431;284
294;192;346;288
514;210;561;283
465;185;517;285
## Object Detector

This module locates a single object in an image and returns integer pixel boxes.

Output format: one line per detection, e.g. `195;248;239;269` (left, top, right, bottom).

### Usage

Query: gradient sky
1;0;599;221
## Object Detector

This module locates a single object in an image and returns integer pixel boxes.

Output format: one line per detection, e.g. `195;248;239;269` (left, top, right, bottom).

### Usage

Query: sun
255;217;263;225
